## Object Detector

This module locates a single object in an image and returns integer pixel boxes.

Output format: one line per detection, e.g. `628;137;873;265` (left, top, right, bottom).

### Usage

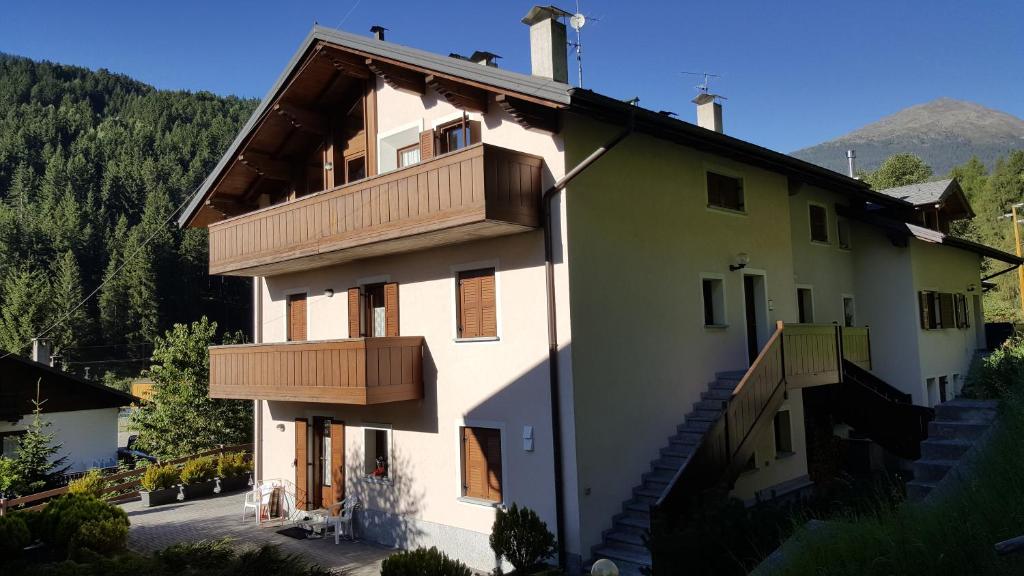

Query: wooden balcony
208;337;424;405
783;324;843;388
207;143;543;276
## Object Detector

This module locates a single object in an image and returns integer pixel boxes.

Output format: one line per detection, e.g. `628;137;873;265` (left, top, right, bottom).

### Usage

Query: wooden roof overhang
183;30;568;229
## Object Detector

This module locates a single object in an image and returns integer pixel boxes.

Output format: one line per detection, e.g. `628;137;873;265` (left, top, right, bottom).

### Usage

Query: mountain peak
792;98;1024;175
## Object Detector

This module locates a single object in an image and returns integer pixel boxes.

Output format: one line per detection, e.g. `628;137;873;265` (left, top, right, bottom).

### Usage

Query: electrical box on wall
523;425;534;452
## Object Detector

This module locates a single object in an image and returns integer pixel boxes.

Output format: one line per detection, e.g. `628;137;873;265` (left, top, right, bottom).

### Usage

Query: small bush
0;513;31;556
490;504;557;572
69;517;129;559
0;456;21;495
217;452;250;478
380;546;472;576
68;469;106;498
179;456;217;485
140;463;179;491
155;539;237;571
39;493;129;557
966;335;1024;399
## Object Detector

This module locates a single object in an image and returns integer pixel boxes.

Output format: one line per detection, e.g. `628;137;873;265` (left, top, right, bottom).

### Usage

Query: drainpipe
254;277;264;482
543;116;633;568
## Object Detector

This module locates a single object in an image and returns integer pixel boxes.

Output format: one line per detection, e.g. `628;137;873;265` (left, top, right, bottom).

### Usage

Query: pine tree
0;266;52;354
98;215;131;345
14;381;70;494
123;226;159;345
51;249;91;354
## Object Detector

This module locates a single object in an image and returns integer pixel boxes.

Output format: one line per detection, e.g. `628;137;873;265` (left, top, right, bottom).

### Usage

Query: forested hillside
0;54;256;376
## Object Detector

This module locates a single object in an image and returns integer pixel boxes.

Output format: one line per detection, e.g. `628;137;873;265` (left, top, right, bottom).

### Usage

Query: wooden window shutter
919;291;930;329
294;418;308;510
347;288;361;338
384;282;400;336
939;293;955;329
419;129;435;161
462;427;502;502
467;119;482;145
483;428;503;503
330;420;345;505
458;269;497;339
288;294;307;341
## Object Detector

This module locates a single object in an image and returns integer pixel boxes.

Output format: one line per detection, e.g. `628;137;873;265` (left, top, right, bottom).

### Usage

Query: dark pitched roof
877;179;957;206
0;354;137;421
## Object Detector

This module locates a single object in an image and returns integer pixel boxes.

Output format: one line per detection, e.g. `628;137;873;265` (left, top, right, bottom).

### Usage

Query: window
920;291;957;330
348;283;399;338
774;411;793;456
843;296;856;328
364;284;387;338
953;373;962;397
954;293;970;328
939;376;949;403
809;204;829;243
1;431;24;458
461;426;502;503
287;293;307;341
457;269;497;339
927;377;938;407
702;277;726;326
346;155;366;183
706;171;745;212
837;218;852;250
397;144;420;168
797;288;814;323
321;418;332;487
364;427;391;480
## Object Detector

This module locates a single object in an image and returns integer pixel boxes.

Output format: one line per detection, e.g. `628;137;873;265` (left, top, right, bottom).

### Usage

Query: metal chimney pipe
847;149;857;177
370;25;386;41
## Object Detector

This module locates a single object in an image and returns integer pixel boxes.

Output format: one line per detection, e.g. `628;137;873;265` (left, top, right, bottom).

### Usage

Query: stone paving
122;490;390;575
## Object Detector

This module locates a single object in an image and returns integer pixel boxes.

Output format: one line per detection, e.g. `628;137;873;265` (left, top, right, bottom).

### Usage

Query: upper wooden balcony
208;337;424;405
207;143;543;276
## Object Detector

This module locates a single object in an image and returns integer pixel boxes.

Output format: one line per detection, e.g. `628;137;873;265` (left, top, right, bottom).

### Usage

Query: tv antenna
567;1;598;88
680;71;722;95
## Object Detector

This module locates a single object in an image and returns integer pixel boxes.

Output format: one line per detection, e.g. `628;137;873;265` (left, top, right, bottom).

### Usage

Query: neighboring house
179;8;1021;573
0;340;134;474
876;178;974;233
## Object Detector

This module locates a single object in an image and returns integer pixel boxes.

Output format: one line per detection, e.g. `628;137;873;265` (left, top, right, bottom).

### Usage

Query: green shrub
380;546;472;576
966;335;1024;399
179;456;216;485
39;493;129;557
490;504;557;572
0;456;21;495
0;513;31;556
69;517;129;559
153;540;331;576
68;469;106;498
140;463;179;491
217;452;250;478
155;538;237;571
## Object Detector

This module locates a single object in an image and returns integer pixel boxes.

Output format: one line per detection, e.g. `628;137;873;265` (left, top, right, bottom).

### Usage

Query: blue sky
3;0;1021;153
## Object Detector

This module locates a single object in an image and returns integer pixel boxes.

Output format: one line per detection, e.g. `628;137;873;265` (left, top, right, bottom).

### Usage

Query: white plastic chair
242;480;284;524
327;497;358;544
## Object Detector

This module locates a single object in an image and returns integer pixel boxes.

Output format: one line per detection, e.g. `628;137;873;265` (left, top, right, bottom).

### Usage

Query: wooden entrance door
311;417;345;509
744;275;759;365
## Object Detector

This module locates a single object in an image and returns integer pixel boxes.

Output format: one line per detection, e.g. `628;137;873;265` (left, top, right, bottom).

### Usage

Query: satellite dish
570;13;586;31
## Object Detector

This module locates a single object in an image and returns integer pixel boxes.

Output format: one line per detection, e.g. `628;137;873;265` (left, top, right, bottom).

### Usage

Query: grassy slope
770;392;1024;576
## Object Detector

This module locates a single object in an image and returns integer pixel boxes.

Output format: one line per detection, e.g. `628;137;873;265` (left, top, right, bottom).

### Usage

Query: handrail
0;442;253;515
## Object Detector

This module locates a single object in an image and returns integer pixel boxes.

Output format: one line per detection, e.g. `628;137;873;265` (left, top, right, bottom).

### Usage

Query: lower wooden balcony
208;337;423;405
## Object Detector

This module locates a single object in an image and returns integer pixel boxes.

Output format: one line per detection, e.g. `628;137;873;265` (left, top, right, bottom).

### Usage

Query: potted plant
180;456;218;498
139;464;180;507
216;452;252;493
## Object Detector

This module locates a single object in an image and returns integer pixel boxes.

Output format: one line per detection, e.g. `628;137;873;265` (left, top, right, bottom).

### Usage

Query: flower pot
183;479;218;499
140;486;179;507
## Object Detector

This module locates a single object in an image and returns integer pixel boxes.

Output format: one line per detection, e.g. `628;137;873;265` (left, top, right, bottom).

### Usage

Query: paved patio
122;490;390;575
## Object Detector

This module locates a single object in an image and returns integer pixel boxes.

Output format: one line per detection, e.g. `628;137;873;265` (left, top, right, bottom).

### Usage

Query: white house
179;9;1020;573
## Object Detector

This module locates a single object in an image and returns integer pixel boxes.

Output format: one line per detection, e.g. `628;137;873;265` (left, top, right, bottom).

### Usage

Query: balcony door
298;417;345;511
348;283;399;338
288;293;307;341
743;274;768;365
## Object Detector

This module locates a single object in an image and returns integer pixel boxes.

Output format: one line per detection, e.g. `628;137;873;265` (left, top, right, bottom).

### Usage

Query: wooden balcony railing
783;324;842;388
207;143;543;276
841;326;872;371
208;337;424;405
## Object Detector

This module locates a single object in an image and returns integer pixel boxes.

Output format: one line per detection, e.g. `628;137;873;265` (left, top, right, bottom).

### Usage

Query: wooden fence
0;442;253;516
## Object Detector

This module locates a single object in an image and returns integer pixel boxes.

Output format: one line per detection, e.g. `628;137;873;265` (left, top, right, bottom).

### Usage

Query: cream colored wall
789;186;857;325
0;408;119;472
731;392;808;501
563;115;802;554
910;240;983;404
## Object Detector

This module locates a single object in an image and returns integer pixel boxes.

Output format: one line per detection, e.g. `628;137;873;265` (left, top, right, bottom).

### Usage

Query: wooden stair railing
655;321;787;515
839;359;934;459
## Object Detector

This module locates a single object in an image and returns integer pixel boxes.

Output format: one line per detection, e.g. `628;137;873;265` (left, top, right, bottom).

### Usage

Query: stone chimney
370;25;386;41
31;338;52;366
522;6;569;83
692;93;723;133
470;51;501;67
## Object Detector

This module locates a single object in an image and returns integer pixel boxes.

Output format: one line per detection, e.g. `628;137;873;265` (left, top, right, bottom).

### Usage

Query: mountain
0;53;257;376
791;98;1024;176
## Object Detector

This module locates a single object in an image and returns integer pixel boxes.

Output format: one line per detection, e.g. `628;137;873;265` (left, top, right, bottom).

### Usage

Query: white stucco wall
0;408;119;473
789;186;858;325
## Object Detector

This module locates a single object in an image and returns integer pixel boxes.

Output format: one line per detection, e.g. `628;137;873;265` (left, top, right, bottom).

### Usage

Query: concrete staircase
588;371;745;575
906;398;998;501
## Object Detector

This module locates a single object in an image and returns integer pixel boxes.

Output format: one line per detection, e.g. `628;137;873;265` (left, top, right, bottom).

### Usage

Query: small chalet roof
877;179;975;218
0;354;136;422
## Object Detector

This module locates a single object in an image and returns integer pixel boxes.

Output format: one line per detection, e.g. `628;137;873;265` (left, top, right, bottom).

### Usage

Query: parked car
117;435;157;468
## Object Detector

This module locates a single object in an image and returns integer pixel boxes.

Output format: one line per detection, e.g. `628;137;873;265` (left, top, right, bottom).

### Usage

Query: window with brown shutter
419;129;435;161
939;293;955;329
809;204;829;243
461;426;502;503
706;171;744;212
347;288;361;338
384;282;399;336
348;283;399;337
919;291;932;329
457;268;497;339
288;293;307;341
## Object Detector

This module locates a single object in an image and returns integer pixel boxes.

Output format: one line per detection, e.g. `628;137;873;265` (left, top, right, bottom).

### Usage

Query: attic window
438;119;469;154
809;204;829;243
706;172;744;212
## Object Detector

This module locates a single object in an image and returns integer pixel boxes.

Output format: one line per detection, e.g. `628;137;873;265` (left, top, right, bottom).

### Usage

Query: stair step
652;456;686;470
598;541;651;565
633;485;663;499
928;420;990;441
679;419;714;433
702;388;733;401
695;398;728;411
935;401;998;423
920;438;972;460
906;479;938;501
615;510;650;528
623;499;651;513
661;443;696;459
630;492;657;505
604;529;648;553
913;459;957;482
642;469;676;486
686;409;722;422
673;431;705;444
716;370;747;381
710;380;739;391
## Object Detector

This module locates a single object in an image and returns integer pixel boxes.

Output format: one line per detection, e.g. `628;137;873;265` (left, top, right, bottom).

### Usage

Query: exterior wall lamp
324;288;335;297
729;253;750;272
324;161;334;171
